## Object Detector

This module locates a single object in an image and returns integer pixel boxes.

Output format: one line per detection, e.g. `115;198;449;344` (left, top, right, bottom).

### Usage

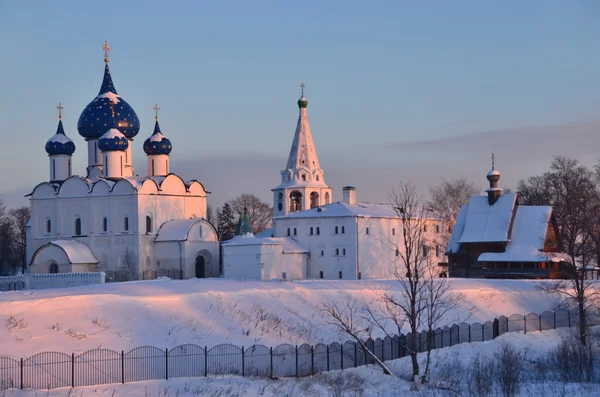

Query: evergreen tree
217;202;235;241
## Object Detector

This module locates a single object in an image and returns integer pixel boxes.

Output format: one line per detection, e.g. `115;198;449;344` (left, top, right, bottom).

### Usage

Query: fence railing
0;308;595;390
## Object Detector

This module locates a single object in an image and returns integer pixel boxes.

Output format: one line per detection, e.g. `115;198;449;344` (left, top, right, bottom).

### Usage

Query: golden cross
153;104;160;120
102;40;111;63
300;83;305;96
57;103;64;120
491;152;496;170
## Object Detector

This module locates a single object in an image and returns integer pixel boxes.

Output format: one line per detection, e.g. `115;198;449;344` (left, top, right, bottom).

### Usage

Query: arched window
102;217;108;232
293;228;297;236
436;245;440;257
278;202;283;211
320;250;324;256
46;219;51;234
392;228;396;236
49;263;59;274
342;248;346;256
338;271;342;279
325;192;330;204
124;217;129;232
74;217;82;236
199;226;203;238
287;228;290;236
289;191;302;212
335;226;339;234
310;192;319;209
436;225;440;233
146;216;153;234
341;226;345;234
301;174;306;181
423;225;428;232
319;271;324;279
316;227;320;235
310;227;314;235
316;175;319;181
335;248;340;256
366;227;370;235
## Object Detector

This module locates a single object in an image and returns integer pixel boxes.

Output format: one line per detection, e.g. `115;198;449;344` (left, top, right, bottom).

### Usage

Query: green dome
297;96;308;108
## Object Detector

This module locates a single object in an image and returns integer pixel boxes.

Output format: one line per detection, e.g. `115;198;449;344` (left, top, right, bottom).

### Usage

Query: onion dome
235;207;252;235
77;44;140;140
143;117;172;156
45;111;76;156
98;108;129;152
297;96;308;108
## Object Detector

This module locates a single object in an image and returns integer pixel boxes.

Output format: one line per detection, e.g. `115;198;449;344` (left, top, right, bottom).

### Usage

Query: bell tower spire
272;85;332;217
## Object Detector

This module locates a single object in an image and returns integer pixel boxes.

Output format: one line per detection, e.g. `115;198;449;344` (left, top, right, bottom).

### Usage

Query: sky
1;1;599;210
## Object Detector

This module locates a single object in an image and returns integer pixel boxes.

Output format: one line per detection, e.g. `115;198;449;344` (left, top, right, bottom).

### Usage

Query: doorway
195;255;205;278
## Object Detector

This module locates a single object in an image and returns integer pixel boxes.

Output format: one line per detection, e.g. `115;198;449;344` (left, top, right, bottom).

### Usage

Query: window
293;228;297;236
436;245;440;257
339;271;342;279
396;248;400;257
316;175;319;181
49;263;59;274
341;226;345;234
423;246;429;257
335;226;339;234
358;272;362;280
366;227;369;235
289;191;302;212
102;217;108;232
335;248;340;256
392;228;396;236
278;202;283;211
146;216;153;233
316;227;320;235
287;228;291;236
282;272;287;280
74;217;82;236
423;225;428;232
199;226;203;238
124;217;129;232
310;192;319;209
319;271;324;279
52;159;56;180
448;226;452;233
342;248;346;256
310;227;314;235
320;250;324;256
46;219;51;234
436;225;440;233
301;174;306;181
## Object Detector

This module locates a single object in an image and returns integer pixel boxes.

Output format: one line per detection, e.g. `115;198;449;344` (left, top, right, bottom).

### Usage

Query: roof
446;205;467;254
47;240;98;264
286;96;320;171
222;235;309;254
278;201;439;220
478;206;568;262
457;194;517;243
155;219;207;242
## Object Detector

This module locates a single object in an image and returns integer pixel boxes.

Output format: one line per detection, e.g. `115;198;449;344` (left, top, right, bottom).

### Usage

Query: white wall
222;243;306;281
222;244;263;280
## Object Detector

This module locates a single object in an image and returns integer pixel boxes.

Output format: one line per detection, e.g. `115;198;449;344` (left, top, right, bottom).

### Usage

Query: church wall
30;245;71;274
182;222;219;278
153;241;182;274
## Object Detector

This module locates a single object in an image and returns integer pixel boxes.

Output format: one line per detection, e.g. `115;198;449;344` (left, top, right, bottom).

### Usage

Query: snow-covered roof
47;132;73;144
97;92;120;104
457;194;517;243
100;128;126;140
278;201;438;220
255;228;274;238
222;235;309;254
155;219;208;242
446;205;467;254
48;240;98;264
478;206;567;262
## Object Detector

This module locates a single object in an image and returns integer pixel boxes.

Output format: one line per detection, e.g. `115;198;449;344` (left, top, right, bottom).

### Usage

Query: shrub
494;341;524;397
548;336;597;382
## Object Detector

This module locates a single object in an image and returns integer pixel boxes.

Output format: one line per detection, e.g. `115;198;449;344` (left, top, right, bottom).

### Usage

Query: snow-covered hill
0;278;560;358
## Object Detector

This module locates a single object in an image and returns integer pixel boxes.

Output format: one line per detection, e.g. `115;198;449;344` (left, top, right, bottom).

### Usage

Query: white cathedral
26;44;446;281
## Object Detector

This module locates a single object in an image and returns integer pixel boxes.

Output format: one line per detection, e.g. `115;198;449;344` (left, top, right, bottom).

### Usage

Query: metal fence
0;308;594;390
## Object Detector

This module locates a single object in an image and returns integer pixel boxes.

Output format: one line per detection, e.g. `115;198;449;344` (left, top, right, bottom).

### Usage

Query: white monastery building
222;87;446;280
26;43;219;280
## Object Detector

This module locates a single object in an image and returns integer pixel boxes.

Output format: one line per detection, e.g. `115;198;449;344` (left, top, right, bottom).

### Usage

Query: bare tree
229;194;272;234
0;200;15;275
9;206;30;273
206;204;216;225
322;299;393;375
118;250;139;281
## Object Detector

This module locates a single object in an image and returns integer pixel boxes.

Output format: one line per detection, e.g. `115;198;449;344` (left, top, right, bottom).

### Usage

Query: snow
154;219;203;242
488;169;500;176
222;235;309;253
458;194;517;243
478;206;567;262
47;240;98;264
46;133;72;144
100;128;125;140
280;201;439;219
446;205;467;254
96;92;120;104
149;132;166;142
255;227;274;238
5;328;600;396
0;278;560;358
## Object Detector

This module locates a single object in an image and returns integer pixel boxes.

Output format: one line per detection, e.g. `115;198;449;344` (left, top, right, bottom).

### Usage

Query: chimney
343;186;357;205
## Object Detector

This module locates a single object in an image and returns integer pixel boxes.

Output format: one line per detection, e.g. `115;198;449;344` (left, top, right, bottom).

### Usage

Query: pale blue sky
1;1;599;209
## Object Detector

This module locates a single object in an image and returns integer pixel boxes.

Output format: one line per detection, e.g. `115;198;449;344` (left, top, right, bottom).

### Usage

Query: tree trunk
579;292;587;346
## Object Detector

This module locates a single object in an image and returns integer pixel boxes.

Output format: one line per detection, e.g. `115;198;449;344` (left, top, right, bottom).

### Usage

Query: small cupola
235;207;252;236
485;153;502;205
46;103;75;182
144;104;172;176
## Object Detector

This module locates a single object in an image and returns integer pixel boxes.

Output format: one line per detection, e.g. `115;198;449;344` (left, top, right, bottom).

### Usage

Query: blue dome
143;120;172;155
77;62;140;140
98;127;129;152
45;119;76;155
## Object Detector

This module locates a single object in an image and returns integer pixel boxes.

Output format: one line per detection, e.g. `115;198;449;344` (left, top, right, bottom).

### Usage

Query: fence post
524;315;527;334
295;345;299;378
71;352;75;388
469;325;471;342
449;326;452;346
354;342;357;367
326;345;330;372
121;351;125;384
539;314;542;332
311;345;314;375
554;311;557;329
20;358;23;390
165;348;169;380
568;311;571;327
340;343;344;370
241;346;245;377
270;347;273;378
493;318;499;339
457;326;460;345
204;346;208;377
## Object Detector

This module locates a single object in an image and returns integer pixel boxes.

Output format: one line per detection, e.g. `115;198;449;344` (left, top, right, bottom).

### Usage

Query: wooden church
445;158;569;279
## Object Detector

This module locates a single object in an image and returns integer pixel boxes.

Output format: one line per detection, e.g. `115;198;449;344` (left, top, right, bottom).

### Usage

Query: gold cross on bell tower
300;83;305;97
57;103;64;120
153;104;160;120
491;152;496;170
102;40;111;63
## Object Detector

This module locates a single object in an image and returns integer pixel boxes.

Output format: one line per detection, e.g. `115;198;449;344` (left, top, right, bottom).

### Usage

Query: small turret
486;153;502;205
45;103;75;182
235;207;252;236
143;104;172;176
98;104;128;179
